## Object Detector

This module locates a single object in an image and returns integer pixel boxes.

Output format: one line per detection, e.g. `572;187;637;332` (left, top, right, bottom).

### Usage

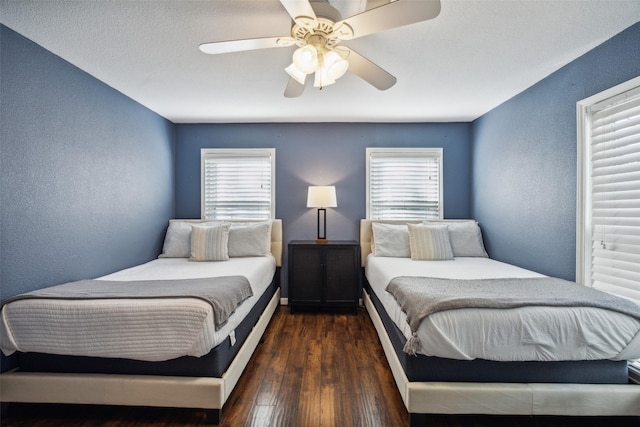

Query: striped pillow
190;224;231;262
408;224;454;261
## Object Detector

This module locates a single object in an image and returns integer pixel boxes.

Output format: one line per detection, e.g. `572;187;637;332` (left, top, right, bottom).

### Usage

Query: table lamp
307;186;337;243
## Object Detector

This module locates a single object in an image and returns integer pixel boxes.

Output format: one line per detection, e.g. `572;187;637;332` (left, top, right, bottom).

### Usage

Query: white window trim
366;147;444;220
200;148;276;220
577;75;640;380
576;75;640;286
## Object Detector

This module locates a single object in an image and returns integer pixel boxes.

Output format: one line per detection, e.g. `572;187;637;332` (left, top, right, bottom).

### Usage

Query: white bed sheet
1;256;276;362
365;255;640;361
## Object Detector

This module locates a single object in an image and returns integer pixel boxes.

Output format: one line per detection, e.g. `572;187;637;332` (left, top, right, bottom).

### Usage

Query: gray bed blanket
385;276;640;355
2;276;253;331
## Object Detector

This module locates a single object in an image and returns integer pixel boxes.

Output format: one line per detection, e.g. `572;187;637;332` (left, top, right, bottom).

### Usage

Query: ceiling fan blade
336;0;441;40
279;0;317;27
284;76;306;98
365;0;392;10
344;47;396;90
199;36;295;55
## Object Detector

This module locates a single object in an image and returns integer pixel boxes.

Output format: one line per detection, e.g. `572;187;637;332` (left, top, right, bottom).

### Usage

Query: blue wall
175;122;473;295
1;25;175;302
472;22;640;280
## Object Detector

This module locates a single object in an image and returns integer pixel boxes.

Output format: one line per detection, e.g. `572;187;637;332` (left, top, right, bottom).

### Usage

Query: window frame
366;147;444;220
576;75;640;289
200;148;276;220
577;76;640;382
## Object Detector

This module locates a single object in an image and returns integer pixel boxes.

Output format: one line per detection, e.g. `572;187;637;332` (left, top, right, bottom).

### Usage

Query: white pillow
425;220;488;257
228;221;272;257
371;223;410;257
408;224;454;261
159;221;193;258
159;221;219;258
189;224;231;262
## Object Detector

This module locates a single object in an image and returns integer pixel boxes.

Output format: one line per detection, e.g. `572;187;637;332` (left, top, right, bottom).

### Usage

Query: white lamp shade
323;50;349;80
307;186;337;208
313;68;336;88
293;45;319;74
285;63;307;85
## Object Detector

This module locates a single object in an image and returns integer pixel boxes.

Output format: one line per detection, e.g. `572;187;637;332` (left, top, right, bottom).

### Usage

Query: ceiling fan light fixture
313;68;336;88
285;63;307;85
323;50;349;80
313;58;335;88
292;45;319;74
200;0;441;97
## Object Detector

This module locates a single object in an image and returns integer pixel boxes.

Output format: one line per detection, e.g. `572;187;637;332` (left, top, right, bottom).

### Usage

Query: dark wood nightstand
288;240;360;313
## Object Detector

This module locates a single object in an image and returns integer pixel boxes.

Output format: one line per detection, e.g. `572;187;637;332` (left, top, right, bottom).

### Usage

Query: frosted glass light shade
307;186;337;208
313;68;336;88
292;45;319;74
285;63;307;85
323;50;348;80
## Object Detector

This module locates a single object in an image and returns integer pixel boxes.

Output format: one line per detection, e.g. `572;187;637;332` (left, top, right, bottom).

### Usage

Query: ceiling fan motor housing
291;1;354;50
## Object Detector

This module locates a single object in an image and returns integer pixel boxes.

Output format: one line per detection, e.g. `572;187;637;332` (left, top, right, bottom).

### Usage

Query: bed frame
0;219;283;424
359;219;640;426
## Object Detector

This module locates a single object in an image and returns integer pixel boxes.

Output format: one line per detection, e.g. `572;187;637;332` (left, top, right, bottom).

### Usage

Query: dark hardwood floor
2;306;638;427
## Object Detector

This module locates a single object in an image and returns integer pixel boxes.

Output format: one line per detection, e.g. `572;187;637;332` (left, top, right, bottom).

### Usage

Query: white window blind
201;149;275;220
580;79;640;381
366;148;443;220
587;87;640;302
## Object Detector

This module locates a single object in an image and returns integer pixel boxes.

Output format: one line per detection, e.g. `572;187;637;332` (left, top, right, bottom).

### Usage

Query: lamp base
316;208;328;242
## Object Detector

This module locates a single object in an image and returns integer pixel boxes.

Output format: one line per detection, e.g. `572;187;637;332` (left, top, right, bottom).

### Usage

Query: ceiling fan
199;0;441;97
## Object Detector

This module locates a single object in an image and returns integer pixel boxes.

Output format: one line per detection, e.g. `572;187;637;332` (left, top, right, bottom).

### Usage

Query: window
201;148;275;220
366;147;443;220
577;76;640;382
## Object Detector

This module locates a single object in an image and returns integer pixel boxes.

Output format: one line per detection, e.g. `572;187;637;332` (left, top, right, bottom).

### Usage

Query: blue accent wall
175;122;473;295
472;22;640;280
0;25;175;300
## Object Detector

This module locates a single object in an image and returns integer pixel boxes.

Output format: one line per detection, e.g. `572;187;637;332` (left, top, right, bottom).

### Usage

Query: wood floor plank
358;365;399;427
259;306;286;354
254;343;287;406
296;390;321;427
219;337;272;426
296;338;322;426
243;404;274;427
301;338;322;394
319;385;336;427
270;365;302;425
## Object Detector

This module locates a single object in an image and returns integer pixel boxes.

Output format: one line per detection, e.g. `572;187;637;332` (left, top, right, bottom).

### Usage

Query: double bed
360;219;640;425
0;219;283;423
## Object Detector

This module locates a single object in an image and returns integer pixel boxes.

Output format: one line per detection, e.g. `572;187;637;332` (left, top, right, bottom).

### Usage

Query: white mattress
365;255;640;361
1;256;276;362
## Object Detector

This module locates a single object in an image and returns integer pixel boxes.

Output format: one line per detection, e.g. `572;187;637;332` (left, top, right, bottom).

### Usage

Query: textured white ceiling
2;0;639;123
